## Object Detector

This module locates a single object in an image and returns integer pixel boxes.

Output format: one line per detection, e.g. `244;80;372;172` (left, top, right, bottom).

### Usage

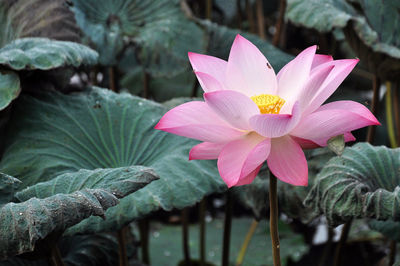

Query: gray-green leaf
0;38;98;71
0;188;119;259
0;87;225;235
0;71;20;111
0;173;21;206
304;143;400;226
16;166;158;202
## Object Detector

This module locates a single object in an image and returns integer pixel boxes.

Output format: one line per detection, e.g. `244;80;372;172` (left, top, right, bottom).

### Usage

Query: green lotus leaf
286;0;400;80
71;0;205;75
0;87;225;235
0;173;21;206
304;143;400;226
368;219;400;242
0;70;20;111
0;37;98;71
0;188;119;259
61;234;119;266
16;166;158;202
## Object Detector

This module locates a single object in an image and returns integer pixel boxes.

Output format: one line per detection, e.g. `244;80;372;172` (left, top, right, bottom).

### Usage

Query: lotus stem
235;219;259;266
389;240;397;266
206;0;212;20
138;219;150;265
392;82;400;145
48;245;65;266
199;198;207;266
273;0;286;47
117;226;128;266
366;75;381;144
143;71;150;99
222;190;233;266
108;67;117;92
245;0;256;34
182;207;191;265
255;0;265;39
333;220;352;266
269;174;281;266
318;226;334;266
191;78;199;97
385;81;397;147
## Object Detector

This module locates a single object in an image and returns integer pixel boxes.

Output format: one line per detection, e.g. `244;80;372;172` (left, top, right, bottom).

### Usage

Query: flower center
250;94;285;114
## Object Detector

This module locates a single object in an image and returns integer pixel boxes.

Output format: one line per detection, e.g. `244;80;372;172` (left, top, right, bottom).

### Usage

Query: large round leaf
71;0;206;75
0;188;119;259
0;173;20;206
286;0;400;80
0;87;225;234
0;70;20;111
16;166;158;201
304;142;400;226
0;38;98;71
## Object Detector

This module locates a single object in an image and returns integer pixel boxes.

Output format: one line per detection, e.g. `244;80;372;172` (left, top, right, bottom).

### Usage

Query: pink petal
298;64;335;112
267;136;308;186
195;71;224;92
277;45;317;103
291;100;380;146
227;34;277;96
188;52;227;85
155;101;246;142
249;101;301;138
217;133;270;187
225;61;251;96
311;54;333;70
292;132;356;149
204;90;260;130
189;142;226;160
303;59;359;116
235;165;263;186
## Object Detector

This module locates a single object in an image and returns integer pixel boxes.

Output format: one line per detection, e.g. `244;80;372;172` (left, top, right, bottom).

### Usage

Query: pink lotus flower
155;35;379;187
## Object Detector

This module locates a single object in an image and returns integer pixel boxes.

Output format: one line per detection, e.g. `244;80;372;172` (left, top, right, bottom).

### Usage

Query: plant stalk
182;207;191;265
138;219;150;265
273;0;287;47
108;67;117;92
206;0;212;20
255;0;265;39
333;220;352;266
117;226;128;266
385;81;397;147
245;0;256;34
222;190;233;266
366;75;381;144
393;82;400;145
389;240;397;266
236;219;259;266
48;245;65;266
199;198;207;266
269;174;281;266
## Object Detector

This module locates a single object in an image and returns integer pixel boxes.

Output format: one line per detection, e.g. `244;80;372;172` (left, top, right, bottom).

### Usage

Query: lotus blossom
155;35;379;187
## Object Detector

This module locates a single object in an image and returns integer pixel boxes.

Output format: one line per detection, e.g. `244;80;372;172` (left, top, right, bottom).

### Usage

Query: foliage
305;143;400;226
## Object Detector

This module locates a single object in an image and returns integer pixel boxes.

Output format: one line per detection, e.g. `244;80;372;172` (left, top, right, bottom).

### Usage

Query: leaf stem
366;75;381;144
222;190;233;266
255;0;265;39
109;67;117;92
245;0;256;34
269;174;281;266
206;0;212;20
333;220;352;266
389;239;397;266
48;245;65;266
117;226;128;266
272;0;287;47
385;81;397;147
199;198;207;266
138;219;150;265
182;207;191;265
392;82;400;145
235;219;259;266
